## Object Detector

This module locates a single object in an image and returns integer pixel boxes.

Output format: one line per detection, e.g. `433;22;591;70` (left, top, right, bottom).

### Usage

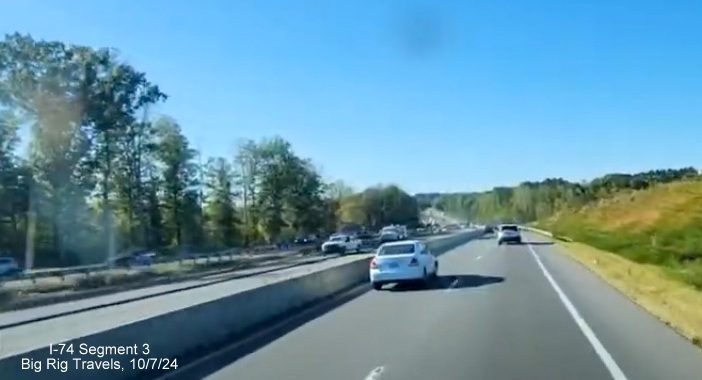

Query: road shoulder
529;233;702;380
547;237;701;347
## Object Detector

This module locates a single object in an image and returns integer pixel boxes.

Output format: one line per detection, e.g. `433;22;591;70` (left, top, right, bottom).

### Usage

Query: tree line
421;167;700;223
0;33;419;268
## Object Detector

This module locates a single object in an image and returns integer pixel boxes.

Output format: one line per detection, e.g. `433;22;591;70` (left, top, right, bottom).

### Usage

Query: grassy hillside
419;167;702;289
418;167;699;224
419;171;702;346
538;179;702;289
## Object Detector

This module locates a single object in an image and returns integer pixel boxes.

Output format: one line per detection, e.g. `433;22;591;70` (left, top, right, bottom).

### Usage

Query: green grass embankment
536;180;702;348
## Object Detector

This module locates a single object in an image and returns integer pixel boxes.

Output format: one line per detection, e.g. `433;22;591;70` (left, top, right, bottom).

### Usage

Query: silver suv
497;224;522;245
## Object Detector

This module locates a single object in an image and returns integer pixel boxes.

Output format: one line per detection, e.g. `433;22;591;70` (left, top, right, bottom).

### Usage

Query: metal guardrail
0;229;450;288
0;243;319;287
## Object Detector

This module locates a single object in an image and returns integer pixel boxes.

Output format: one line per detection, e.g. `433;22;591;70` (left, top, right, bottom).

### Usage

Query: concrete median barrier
0;230;482;380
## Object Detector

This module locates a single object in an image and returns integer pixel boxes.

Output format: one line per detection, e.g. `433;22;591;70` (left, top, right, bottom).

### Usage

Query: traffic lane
384;240;612;380
0;254;369;359
1;234;447;331
0;255;333;328
190;239;613;380
528;232;702;380
183;238;494;380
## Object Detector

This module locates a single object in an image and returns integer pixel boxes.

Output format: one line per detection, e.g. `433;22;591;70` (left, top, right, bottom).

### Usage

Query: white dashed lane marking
365;366;385;380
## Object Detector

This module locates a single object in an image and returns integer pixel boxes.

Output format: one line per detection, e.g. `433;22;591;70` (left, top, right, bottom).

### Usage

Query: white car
384;225;408;237
497;224;522;245
369;240;438;290
378;229;400;243
321;234;362;254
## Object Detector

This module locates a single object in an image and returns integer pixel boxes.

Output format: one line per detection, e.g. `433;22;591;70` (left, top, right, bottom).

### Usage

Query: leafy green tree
153;117;199;247
0;32;428;268
424;168;700;224
204;157;239;248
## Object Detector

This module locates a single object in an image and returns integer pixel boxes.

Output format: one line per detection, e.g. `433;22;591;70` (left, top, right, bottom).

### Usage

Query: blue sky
2;0;702;194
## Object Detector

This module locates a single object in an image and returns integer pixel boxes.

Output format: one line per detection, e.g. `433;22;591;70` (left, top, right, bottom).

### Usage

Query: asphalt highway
165;232;702;380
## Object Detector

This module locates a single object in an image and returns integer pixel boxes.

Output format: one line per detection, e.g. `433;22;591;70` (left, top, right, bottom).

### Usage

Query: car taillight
409;257;419;266
370;259;378;269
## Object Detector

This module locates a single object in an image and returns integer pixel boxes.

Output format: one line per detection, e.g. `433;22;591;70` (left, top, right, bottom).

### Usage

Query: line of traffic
0;231;480;380
156;230;701;380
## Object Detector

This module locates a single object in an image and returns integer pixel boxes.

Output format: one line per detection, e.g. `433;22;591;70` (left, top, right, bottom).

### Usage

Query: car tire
372;282;383;290
421;268;429;285
431;262;439;278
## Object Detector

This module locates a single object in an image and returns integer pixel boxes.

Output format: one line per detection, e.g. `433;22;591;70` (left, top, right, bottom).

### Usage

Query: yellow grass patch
571;180;702;233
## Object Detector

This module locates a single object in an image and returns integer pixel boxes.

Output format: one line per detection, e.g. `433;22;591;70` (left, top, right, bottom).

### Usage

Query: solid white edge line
527;244;629;380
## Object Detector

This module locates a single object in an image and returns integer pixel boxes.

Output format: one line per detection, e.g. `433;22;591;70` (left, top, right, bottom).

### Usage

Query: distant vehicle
293;235;318;245
379;229;400;243
379;225;407;243
398;225;408;238
369;240;438;290
0;257;21;277
444;224;462;232
110;250;156;267
484;225;495;234
381;225;408;239
497;224;522;245
321;234;362;254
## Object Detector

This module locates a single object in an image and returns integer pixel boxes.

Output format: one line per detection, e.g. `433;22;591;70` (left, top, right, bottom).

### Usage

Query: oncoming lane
160;234;702;380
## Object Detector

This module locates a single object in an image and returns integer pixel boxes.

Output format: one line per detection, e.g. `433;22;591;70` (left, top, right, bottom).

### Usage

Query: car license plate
388;262;399;269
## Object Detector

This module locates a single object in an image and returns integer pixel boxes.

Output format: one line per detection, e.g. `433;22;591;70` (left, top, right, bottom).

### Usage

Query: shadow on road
448;274;505;289
499;241;553;247
522;241;554;246
386;274;505;292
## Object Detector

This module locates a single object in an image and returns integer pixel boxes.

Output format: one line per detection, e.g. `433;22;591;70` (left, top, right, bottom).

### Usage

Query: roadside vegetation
539;180;702;288
420;170;702;347
0;33;421;269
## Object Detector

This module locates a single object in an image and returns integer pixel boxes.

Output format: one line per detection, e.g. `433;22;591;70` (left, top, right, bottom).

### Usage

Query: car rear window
501;225;518;231
378;243;415;255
